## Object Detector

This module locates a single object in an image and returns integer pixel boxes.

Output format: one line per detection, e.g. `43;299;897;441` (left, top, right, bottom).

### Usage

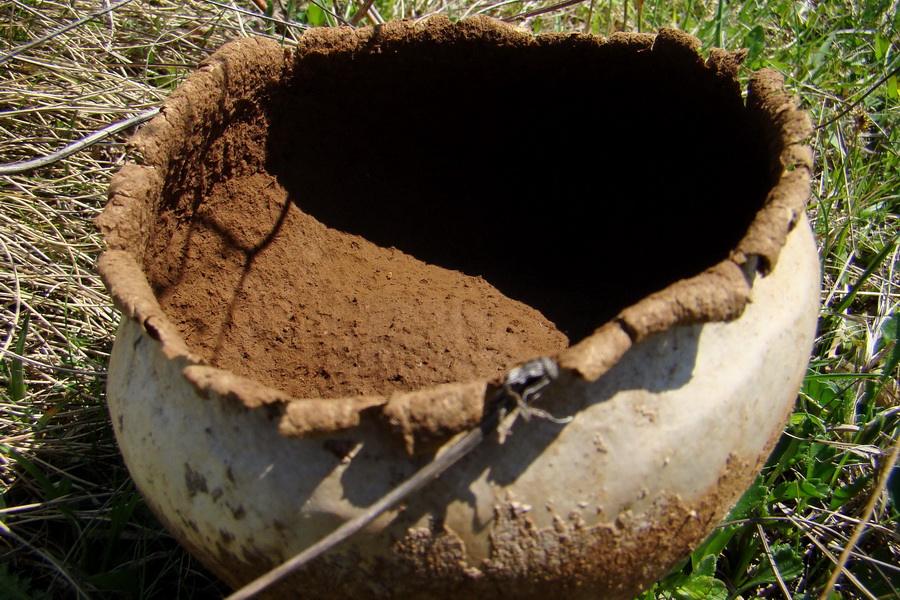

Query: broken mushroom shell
98;16;818;600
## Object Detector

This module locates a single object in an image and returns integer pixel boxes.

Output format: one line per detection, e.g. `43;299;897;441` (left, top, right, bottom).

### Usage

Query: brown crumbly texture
98;16;810;446
192;452;762;600
147;169;567;400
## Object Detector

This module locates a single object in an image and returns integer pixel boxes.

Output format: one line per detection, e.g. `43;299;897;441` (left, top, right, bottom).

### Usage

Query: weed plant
0;0;897;598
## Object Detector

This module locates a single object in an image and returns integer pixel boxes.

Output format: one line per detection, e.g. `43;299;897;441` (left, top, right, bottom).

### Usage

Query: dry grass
0;2;254;596
0;0;897;598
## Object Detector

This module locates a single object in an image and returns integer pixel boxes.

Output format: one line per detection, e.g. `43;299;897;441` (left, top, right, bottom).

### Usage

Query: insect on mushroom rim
225;355;570;600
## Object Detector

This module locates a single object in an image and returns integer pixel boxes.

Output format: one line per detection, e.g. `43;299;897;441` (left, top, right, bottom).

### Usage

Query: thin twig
0;108;159;176
0;348;107;377
203;0;321;29
350;0;378;26
583;0;594;33
796;524;880;600
225;414;506;600
757;523;793;600
0;521;91;600
815;60;900;131
818;432;900;600
226;357;561;600
501;0;588;22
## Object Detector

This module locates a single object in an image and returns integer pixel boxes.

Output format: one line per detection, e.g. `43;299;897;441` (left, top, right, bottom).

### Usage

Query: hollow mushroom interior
145;31;773;401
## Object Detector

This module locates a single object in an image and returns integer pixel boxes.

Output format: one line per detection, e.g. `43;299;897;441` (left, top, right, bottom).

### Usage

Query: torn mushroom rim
95;22;813;449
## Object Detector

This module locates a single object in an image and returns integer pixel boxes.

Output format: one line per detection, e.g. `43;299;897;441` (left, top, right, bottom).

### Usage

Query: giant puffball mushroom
97;16;818;600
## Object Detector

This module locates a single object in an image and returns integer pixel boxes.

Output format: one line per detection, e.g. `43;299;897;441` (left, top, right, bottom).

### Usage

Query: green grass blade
832;230;899;315
8;313;29;403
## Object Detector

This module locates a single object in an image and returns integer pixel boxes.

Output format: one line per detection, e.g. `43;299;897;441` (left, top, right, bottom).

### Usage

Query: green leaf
691;526;736;571
741;543;804;589
801;479;828;498
101;490;142;571
766;436;804;479
888;465;899;515
770;543;803;580
830;473;873;510
874;33;888;61
808;32;836;82
9;313;29;403
728;477;768;521
51;476;72;500
672;573;728;600
0;562;53;600
773;479;828;501
691;478;768;569
307;3;327;26
744;26;765;68
876;311;899;376
693;554;717;578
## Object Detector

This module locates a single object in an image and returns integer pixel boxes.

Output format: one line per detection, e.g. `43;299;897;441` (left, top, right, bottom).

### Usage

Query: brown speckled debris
215;458;759;600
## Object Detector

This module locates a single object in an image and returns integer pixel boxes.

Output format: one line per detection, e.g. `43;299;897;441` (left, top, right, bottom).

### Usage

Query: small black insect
499;356;570;424
226;356;570;600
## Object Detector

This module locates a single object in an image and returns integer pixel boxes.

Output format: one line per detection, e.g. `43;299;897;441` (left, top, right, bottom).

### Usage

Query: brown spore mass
142;20;770;402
